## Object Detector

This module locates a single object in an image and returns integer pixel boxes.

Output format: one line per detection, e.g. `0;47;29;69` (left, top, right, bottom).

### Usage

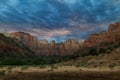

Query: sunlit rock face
0;33;34;57
4;32;38;51
83;22;120;47
61;39;80;55
108;22;120;32
37;39;80;56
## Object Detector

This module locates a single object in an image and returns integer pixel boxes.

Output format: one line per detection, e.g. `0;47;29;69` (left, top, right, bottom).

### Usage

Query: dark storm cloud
0;0;120;41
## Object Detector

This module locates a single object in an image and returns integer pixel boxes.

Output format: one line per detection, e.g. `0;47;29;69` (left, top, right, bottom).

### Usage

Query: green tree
89;48;98;56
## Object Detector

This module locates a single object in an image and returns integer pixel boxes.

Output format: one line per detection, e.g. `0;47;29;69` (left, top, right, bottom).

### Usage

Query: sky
0;0;120;42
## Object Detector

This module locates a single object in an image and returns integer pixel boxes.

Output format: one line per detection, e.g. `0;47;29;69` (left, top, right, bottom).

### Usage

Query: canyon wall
4;32;81;56
83;22;120;47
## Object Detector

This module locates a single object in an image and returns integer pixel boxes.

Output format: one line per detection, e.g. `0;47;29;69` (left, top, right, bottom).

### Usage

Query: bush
0;70;5;76
0;57;47;65
39;65;46;69
89;48;98;56
108;63;116;69
49;58;57;64
21;66;28;70
50;65;58;69
99;48;106;53
6;66;13;70
75;63;81;67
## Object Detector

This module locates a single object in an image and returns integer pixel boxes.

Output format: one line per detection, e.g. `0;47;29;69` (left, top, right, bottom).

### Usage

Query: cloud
0;0;120;41
26;28;72;38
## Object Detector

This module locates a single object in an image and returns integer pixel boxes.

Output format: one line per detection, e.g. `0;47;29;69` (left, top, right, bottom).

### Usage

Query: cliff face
4;22;120;56
0;33;34;57
5;32;38;51
5;32;80;56
58;39;80;56
83;22;120;47
37;39;80;56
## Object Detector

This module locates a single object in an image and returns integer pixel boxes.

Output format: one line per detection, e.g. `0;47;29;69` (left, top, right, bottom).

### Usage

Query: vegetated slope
0;33;48;65
0;33;34;58
63;46;120;68
61;22;120;67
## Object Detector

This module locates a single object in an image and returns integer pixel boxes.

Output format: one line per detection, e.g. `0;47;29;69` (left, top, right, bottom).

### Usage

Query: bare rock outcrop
83;22;120;47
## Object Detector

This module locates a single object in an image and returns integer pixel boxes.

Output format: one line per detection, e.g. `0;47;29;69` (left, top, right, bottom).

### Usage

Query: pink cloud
28;28;72;38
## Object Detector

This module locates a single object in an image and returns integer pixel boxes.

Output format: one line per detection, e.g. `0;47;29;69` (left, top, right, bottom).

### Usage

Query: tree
89;48;98;56
99;48;106;53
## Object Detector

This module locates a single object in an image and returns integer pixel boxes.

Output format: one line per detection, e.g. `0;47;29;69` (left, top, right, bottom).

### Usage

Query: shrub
21;66;28;70
89;48;98;56
6;66;13;70
75;63;81;67
49;59;57;64
39;65;46;69
8;70;12;73
99;48;106;53
50;65;58;69
0;70;5;76
108;63;116;69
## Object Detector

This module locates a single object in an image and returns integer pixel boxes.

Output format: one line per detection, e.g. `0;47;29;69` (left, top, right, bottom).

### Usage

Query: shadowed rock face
83;22;120;47
0;33;34;57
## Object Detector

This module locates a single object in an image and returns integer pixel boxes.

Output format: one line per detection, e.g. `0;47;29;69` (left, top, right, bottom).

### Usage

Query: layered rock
4;32;81;56
83;22;120;47
60;39;80;55
0;33;34;57
5;32;38;51
37;39;51;55
37;39;80;56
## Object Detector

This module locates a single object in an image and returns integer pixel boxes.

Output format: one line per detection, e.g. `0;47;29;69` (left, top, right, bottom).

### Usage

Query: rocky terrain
83;22;120;47
4;32;38;51
4;32;81;56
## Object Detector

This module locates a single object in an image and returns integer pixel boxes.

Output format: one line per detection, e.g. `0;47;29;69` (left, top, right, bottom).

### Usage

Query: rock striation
83;22;120;47
5;32;38;51
4;32;81;56
37;39;80;56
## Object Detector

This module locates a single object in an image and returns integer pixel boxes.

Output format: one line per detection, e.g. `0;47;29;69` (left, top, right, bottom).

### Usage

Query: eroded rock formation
4;32;81;56
83;22;120;47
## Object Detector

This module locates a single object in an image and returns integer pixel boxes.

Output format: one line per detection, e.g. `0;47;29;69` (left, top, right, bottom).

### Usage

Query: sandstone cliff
37;39;80;56
0;33;34;57
83;22;120;47
4;32;81;56
5;32;38;51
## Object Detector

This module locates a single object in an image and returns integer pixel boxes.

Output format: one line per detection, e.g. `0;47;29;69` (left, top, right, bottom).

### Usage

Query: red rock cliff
8;32;38;51
37;39;80;56
5;32;80;56
83;22;120;47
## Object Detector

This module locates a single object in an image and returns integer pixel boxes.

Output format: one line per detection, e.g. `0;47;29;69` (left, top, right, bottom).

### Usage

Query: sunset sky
0;0;120;41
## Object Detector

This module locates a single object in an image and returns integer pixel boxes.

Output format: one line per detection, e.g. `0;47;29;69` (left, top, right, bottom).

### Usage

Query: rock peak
108;22;120;32
84;22;120;47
